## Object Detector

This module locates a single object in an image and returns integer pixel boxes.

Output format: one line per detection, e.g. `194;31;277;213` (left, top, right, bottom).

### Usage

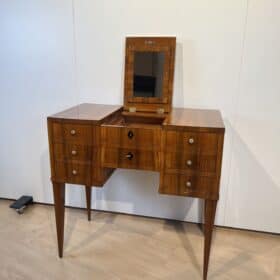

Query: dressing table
47;37;225;280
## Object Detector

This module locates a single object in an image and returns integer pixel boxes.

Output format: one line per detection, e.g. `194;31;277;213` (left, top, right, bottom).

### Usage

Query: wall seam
71;0;83;204
223;0;250;227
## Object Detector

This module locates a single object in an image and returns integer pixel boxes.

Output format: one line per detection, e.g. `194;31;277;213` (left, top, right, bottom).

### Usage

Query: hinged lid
123;37;176;113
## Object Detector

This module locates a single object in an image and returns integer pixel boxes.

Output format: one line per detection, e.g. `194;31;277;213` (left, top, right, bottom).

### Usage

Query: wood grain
52;182;65;258
85;186;92;221
165;108;225;132
48;103;225;279
49;103;122;123
124;37;176;113
47;36;224;279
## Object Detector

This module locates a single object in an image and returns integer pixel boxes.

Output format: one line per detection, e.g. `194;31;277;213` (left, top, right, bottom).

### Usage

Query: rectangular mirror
133;51;165;98
124;37;176;113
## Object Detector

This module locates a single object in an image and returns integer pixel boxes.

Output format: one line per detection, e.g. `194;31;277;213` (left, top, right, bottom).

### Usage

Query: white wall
0;0;279;233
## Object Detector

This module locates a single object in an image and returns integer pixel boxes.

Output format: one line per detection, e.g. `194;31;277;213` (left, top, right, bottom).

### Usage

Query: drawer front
101;148;160;171
54;161;91;185
101;126;161;151
165;131;198;153
52;122;92;144
165;152;217;173
160;173;216;198
165;131;218;155
53;143;93;162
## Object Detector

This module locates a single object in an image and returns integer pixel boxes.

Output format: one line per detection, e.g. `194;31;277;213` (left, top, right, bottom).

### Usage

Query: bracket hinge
128;107;137;113
157;108;165;114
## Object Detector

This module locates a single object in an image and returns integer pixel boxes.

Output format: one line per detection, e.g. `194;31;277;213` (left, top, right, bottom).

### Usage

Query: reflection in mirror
133;51;165;98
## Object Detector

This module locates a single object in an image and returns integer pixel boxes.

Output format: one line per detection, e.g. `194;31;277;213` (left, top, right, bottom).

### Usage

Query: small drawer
165;152;198;171
52;122;92;144
101;126;161;151
54;161;91;185
165;131;198;153
160;173;216;199
63;123;92;144
165;131;218;155
53;143;92;162
101;148;160;171
165;153;217;173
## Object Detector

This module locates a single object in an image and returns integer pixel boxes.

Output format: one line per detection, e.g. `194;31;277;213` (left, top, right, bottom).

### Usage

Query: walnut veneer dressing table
47;37;225;280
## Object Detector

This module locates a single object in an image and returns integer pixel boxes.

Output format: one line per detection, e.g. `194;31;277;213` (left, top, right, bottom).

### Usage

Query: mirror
133;51;165;98
124;37;176;113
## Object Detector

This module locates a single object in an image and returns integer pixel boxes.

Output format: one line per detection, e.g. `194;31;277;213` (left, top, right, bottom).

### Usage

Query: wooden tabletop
48;103;122;123
49;103;225;132
165;107;225;132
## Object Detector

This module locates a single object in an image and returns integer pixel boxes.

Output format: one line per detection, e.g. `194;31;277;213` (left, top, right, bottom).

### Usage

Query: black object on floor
10;196;33;214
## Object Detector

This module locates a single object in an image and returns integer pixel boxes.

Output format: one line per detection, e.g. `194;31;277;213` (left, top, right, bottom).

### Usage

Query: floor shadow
165;220;202;276
66;213;116;254
210;251;252;279
64;209;80;249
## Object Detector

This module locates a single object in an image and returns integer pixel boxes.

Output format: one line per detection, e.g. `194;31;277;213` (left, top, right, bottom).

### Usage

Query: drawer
160;173;216;199
101;126;161;151
165;131;218;155
101;148;160;171
165;152;217;173
54;161;91;185
52;122;92;144
53;143;93;162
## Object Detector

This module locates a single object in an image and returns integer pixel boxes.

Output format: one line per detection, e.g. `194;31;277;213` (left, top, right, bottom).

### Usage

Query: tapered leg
203;199;217;280
52;182;65;258
85;186;92;221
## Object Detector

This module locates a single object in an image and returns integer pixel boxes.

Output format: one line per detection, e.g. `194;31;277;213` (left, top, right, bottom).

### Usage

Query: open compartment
103;110;167;127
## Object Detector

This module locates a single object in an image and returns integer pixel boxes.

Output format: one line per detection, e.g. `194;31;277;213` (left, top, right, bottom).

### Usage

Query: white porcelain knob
72;170;77;175
186;160;192;166
71;150;77;155
186;181;192;188
70;129;76;135
188;138;194;144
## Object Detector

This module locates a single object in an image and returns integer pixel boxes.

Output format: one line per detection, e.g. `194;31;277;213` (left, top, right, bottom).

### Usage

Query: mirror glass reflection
133;51;165;98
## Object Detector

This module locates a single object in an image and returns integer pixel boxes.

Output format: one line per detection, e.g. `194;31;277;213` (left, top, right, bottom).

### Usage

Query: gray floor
0;200;279;279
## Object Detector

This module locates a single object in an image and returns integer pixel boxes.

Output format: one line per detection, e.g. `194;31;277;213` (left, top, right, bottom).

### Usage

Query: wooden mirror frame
123;37;176;113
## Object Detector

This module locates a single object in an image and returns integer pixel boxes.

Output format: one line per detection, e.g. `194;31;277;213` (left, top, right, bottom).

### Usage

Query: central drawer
101;126;162;151
101;148;160;171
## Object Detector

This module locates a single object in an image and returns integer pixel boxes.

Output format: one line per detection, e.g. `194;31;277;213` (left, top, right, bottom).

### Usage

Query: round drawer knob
70;129;76;135
71;150;77;155
72;170;78;175
125;152;134;160
186;160;192;166
186;181;192;188
188;138;194;144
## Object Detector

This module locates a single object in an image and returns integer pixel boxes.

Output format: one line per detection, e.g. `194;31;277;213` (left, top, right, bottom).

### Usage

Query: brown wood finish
85;186;92;221
204;199;218;280
124;37;176;113
52;182;65;258
50;103;122;122
48;104;225;279
166;108;225;132
47;36;225;280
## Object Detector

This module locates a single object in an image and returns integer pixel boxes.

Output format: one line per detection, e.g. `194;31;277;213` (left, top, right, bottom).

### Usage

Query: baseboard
1;197;279;236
